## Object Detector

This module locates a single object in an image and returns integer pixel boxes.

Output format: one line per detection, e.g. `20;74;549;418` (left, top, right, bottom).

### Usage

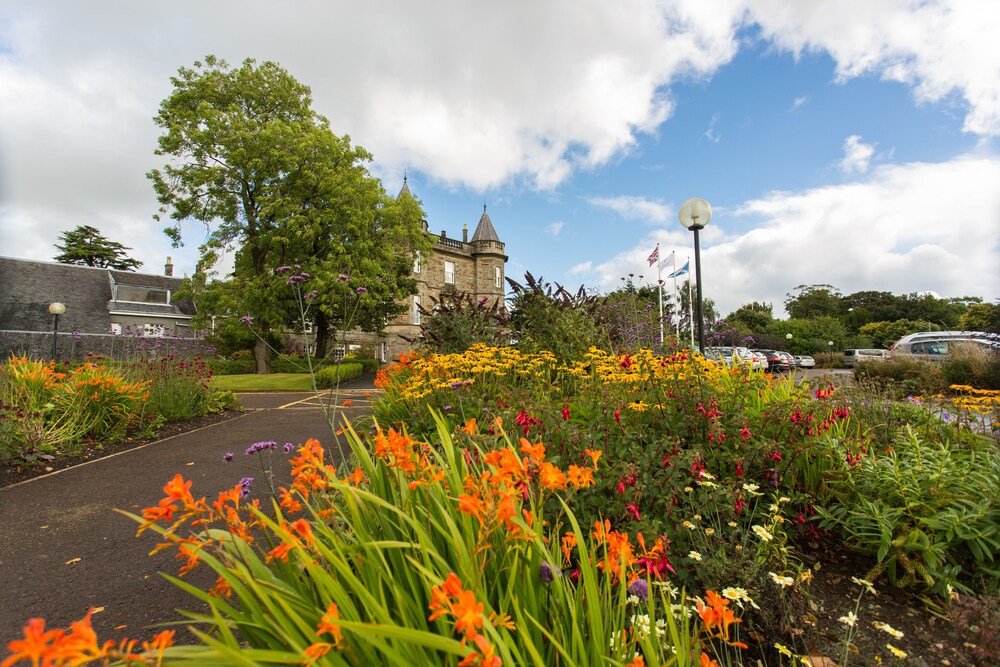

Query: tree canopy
53;225;142;270
149;56;430;371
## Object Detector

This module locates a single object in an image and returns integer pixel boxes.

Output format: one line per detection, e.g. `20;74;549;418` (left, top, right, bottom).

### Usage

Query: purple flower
240;315;254;326
239;477;254;499
304;290;319;301
223;452;234;462
627;578;648;602
442;405;453;412
337;274;349;282
283;442;295;453
450;381;464;390
246;440;277;455
275;265;292;273
356;286;368;294
539;562;560;583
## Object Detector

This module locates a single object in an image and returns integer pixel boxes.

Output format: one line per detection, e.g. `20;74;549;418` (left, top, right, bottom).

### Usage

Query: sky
1;0;998;319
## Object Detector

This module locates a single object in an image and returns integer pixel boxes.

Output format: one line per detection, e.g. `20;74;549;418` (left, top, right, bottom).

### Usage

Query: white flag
658;250;675;270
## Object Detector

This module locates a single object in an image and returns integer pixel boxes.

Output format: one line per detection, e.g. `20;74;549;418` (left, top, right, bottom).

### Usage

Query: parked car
751;351;768;371
777;351;796;369
794;355;815;368
705;346;757;369
752;349;791;372
889;331;1000;360
843;349;888;368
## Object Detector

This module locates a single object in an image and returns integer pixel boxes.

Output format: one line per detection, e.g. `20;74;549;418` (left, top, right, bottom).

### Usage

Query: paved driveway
0;387;378;646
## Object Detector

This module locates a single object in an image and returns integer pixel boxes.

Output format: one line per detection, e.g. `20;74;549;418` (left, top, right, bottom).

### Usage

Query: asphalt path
0;382;378;646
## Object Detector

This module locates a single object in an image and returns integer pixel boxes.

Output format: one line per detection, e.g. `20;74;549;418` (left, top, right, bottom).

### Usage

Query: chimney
165;256;174;276
463;224;468;243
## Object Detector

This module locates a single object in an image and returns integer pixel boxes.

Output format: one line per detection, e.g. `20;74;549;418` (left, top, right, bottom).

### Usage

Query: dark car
752;349;791;372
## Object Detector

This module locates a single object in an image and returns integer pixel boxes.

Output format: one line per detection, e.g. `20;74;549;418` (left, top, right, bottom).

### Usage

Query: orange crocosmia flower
460;633;502;667
462;418;478;435
457;492;486;522
537;462;568;490
316;602;344;647
145;629;175;652
583;449;603;468
628;656;647;667
209;576;234;599
3;617;65;667
342;399;353;407
266;541;295;563
451;589;486;639
303;642;333;661
519;438;546;462
162;473;195;506
289;519;315;544
700;651;721;667
561;532;578;564
566;465;593;489
346;466;366;487
278;487;303;513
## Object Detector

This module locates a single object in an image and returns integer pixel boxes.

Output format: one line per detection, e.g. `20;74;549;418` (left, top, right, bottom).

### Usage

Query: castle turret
470;204;507;301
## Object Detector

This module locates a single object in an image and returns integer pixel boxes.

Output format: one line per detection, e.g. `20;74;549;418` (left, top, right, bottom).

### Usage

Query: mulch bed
0;410;243;488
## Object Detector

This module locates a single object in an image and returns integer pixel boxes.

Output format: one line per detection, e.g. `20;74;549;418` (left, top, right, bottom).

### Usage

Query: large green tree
53;225;142;270
148;56;429;372
784;284;842;319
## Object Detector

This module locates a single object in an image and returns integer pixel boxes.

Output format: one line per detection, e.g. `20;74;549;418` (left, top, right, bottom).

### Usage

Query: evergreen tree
53;225;142;270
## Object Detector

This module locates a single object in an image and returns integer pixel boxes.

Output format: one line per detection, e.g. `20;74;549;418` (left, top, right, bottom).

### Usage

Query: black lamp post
49;302;66;360
678;198;712;353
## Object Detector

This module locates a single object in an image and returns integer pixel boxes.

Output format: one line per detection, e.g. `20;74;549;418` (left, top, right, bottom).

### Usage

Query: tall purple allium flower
223;452;234;462
356;286;368;294
240;315;254;326
539;562;560;583
239;477;254;499
627;578;649;602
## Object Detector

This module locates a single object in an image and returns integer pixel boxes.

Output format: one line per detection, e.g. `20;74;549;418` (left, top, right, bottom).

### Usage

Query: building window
380;341;388;363
495;266;502;289
110;323;122;335
332;344;346;361
143;323;166;337
413;295;421;325
413;251;421;274
304;320;314;334
444;261;455;285
116;285;169;304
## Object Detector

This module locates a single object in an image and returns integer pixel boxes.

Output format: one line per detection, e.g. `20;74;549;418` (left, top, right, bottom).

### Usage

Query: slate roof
470;205;502;244
0;257;193;333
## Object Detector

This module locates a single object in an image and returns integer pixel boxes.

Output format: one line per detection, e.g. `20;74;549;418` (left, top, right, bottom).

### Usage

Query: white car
794;355;815;368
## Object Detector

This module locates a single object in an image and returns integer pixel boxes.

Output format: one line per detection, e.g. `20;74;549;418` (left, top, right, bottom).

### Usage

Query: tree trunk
315;312;330;360
253;338;272;374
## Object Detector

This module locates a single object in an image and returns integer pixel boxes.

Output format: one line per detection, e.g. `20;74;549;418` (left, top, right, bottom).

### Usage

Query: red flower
561;405;570;421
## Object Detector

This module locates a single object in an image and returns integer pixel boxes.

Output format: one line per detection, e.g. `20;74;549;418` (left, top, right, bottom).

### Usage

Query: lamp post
49;302;66;361
678;198;712;353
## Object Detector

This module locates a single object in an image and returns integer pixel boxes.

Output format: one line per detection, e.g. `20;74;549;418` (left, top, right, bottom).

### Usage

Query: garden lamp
49;302;66;360
678;198;711;353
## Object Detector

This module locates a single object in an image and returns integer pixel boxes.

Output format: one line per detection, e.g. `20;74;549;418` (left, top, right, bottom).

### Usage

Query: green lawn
211;373;316;392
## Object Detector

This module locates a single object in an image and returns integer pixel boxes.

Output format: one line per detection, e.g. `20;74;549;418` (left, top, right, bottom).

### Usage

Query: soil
784;536;991;666
0;410;243;488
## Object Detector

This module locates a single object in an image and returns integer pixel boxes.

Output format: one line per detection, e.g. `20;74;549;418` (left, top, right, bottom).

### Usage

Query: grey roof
398;174;412;199
0;257;193;333
470;205;502;243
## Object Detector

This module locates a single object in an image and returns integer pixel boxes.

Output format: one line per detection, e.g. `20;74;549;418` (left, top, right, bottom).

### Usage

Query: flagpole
671;253;679;339
687;256;694;347
656;243;664;346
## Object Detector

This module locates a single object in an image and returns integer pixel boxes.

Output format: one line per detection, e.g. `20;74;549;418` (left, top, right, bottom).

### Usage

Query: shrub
853;356;946;395
314;361;364;388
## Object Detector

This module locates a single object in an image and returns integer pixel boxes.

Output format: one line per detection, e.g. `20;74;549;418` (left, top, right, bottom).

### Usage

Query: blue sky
2;1;998;318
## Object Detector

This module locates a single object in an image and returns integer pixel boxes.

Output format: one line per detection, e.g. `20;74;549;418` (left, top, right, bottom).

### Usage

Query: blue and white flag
667;261;689;279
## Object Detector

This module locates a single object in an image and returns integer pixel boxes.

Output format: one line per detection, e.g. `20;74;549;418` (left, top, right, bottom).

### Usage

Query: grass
210;373;315;392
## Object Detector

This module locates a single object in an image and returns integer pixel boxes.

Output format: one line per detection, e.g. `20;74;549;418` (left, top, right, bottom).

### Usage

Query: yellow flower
774;642;793;657
886;644;907;659
769;572;794;588
752;525;774;541
687;550;703;562
872;621;903;639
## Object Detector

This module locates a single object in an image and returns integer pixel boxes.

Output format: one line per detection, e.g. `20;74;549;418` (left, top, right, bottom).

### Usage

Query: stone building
381;178;508;360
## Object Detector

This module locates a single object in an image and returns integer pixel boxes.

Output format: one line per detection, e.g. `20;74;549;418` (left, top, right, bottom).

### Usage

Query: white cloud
747;0;1000;136
588;196;673;224
840;135;876;174
791;95;808;110
583;155;1000;318
567;261;593;275
704;113;722;143
547;221;566;238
